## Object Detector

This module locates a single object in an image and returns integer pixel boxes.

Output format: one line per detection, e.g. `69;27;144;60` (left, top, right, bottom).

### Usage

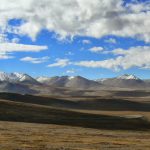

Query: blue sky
0;0;150;79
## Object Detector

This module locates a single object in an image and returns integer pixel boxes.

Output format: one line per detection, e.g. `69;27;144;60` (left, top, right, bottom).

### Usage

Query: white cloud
82;40;91;44
0;43;47;53
11;37;20;43
20;56;49;64
105;38;117;44
0;33;20;43
75;59;121;71
89;46;104;53
75;46;150;71
0;33;9;43
0;53;14;59
47;58;70;67
45;46;150;71
66;69;75;74
0;43;48;59
126;1;150;13
0;0;150;42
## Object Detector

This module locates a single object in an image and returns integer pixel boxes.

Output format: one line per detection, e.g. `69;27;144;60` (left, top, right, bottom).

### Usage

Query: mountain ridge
0;72;150;94
37;75;101;89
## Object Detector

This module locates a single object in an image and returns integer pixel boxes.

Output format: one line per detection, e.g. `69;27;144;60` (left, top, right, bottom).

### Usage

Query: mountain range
0;72;150;94
37;76;100;89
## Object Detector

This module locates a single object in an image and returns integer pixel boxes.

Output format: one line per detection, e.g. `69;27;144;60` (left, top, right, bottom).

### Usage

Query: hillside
0;93;150;130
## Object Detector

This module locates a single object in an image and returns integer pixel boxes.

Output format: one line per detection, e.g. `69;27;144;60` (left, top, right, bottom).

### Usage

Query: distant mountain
0;72;39;84
0;72;150;95
144;79;150;83
97;74;147;89
37;76;101;89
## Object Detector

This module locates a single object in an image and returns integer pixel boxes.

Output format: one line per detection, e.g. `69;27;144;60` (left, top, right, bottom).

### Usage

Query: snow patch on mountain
68;76;75;80
117;74;140;80
36;76;51;82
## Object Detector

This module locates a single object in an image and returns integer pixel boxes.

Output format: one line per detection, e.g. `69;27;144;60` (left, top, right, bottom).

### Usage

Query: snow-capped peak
0;72;35;83
0;72;10;81
13;72;31;81
117;74;140;80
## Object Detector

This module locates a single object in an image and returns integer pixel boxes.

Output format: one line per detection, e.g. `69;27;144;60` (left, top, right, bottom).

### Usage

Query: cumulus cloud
20;56;49;64
47;58;70;67
75;46;150;71
89;46;104;53
0;0;150;42
45;45;150;71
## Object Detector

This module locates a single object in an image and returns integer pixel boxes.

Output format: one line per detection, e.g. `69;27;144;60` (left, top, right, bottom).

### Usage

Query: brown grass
0;121;150;150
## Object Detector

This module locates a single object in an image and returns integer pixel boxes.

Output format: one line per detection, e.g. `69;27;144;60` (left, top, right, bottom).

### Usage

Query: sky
0;0;150;79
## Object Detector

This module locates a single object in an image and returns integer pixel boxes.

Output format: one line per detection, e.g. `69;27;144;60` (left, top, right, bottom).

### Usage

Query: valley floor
0;121;150;150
